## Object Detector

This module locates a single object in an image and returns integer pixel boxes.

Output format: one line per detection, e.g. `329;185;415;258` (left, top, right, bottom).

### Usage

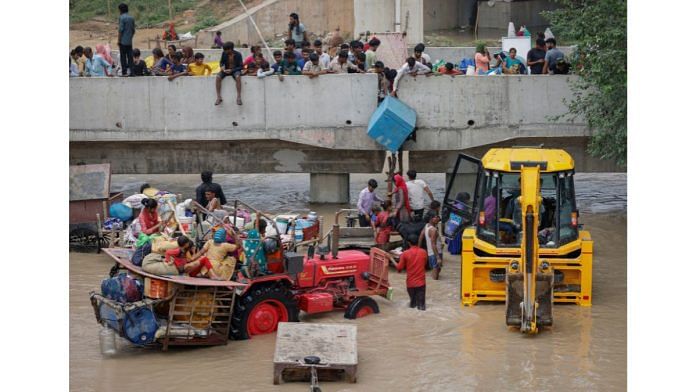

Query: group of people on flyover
70;5;570;106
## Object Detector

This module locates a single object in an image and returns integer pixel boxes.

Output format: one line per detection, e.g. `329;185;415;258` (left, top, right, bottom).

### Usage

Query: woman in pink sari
95;44;114;66
392;174;412;224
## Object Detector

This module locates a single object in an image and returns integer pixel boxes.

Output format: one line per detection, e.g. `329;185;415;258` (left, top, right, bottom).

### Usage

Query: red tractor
94;201;393;348
230;245;392;340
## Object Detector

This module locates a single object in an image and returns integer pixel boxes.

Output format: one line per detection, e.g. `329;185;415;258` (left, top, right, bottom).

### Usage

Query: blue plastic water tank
367;96;417;152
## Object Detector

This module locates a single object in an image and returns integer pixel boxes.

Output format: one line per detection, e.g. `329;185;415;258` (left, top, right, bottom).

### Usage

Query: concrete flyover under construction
69;74;620;202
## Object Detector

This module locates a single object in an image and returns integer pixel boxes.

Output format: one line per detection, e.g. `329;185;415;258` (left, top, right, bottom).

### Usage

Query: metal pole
237;0;274;60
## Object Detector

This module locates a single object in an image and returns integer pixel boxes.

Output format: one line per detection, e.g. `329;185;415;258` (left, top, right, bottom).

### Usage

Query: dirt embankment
69;0;265;50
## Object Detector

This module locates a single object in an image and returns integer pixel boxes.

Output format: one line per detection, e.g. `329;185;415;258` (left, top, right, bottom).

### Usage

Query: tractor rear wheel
344;296;379;319
230;282;299;340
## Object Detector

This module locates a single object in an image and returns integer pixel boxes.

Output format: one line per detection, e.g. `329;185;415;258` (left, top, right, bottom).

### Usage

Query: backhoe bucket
505;271;554;329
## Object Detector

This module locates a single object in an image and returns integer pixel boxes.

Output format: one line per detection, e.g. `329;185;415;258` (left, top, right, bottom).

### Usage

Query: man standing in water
396;234;428;310
422;211;444;280
117;3;135;76
196;171;227;207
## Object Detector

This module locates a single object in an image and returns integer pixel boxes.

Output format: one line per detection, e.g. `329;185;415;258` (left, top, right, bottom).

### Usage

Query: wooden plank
274;322;357;365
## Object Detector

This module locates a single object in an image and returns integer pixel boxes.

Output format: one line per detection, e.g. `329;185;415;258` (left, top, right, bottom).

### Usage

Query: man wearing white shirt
406;169;435;222
391;57;432;97
313;39;331;69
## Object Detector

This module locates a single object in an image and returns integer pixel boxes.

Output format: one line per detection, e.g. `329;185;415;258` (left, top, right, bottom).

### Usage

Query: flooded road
70;173;626;391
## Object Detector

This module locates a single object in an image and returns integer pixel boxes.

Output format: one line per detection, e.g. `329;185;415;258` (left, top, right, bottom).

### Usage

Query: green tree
543;0;627;166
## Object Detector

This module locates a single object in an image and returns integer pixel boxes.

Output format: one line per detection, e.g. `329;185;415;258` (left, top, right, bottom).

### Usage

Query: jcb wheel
230;282;299;340
344;296;379;319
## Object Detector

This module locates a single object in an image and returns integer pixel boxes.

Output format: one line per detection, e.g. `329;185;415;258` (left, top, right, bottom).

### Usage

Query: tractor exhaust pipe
331;223;340;259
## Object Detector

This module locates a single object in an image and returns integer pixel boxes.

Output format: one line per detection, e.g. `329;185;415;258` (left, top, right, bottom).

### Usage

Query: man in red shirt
396;234;428;310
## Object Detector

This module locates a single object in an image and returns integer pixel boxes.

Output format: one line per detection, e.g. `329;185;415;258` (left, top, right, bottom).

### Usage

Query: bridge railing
69;73;585;150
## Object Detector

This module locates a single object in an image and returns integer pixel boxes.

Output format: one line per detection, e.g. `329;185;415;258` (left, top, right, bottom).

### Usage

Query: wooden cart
95;248;247;351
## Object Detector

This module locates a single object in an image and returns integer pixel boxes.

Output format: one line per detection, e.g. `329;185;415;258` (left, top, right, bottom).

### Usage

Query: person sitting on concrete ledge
437;62;463;76
302;52;327;78
391;57;432;97
167;52;188;81
215;41;244;106
187;52;212;76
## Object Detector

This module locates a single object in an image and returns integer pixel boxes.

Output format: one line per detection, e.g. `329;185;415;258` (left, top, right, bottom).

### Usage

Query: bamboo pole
237;0;274;61
168;0;173;21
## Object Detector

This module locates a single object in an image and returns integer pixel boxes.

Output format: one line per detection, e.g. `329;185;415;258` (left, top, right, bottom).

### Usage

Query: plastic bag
136;233;152;248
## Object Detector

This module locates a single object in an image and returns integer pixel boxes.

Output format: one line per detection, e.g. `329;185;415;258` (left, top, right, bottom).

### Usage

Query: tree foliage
543;0;627;166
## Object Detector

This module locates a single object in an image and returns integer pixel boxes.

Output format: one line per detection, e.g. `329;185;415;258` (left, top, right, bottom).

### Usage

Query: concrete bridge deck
69;74;618;202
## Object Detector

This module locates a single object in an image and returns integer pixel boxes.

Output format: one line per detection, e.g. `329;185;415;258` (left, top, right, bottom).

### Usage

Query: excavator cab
443;148;593;333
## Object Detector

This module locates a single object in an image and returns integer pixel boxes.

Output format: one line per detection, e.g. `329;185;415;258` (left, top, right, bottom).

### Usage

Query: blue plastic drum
123;307;159;345
109;203;133;222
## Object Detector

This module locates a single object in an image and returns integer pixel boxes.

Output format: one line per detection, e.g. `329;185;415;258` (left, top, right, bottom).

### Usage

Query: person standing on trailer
357;179;383;227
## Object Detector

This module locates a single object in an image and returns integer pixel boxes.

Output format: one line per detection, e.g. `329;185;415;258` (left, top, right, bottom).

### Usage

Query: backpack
101;273;143;303
131;241;152;266
554;58;570;74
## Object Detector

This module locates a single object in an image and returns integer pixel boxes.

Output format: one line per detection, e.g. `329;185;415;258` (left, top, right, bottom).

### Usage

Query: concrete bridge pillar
310;173;350;204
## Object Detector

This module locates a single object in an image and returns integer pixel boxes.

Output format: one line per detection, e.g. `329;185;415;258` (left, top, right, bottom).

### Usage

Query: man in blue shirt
83;47;111;77
117;3;136;76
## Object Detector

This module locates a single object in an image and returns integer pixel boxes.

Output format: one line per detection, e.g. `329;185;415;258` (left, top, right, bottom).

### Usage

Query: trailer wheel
69;227;103;253
230;282;299;340
344;296;379;319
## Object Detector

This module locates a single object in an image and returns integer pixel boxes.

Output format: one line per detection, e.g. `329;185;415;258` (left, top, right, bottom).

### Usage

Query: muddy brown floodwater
70;174;626;391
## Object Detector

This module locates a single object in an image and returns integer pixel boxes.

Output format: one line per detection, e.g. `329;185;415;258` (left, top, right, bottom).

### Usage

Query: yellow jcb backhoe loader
441;148;593;334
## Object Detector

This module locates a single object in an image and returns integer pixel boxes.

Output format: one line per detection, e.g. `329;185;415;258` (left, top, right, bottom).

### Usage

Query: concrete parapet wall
70;74;585;152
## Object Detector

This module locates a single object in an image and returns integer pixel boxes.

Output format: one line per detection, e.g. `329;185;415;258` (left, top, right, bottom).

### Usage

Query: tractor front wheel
344;296;379;319
230;282;299;340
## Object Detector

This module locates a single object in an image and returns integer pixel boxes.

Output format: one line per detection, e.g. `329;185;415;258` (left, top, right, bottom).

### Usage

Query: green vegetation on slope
544;0;627;166
69;0;197;26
